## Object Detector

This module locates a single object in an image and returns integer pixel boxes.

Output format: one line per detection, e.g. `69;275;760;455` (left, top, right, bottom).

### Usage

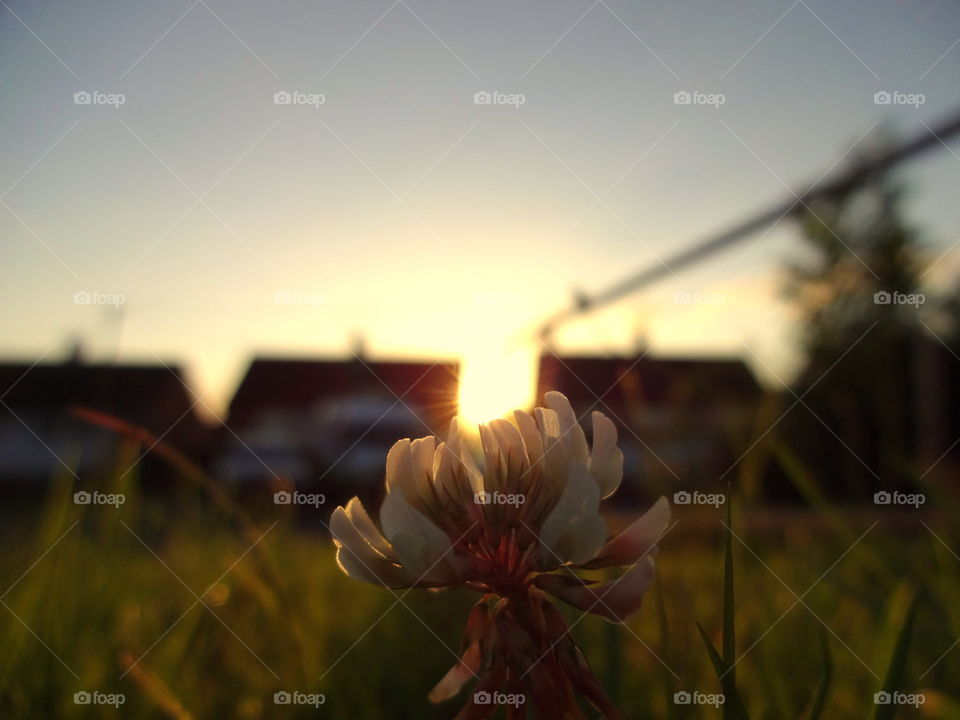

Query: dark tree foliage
783;163;934;496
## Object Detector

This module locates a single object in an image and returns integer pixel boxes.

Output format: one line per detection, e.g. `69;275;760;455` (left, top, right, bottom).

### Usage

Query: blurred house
781;332;960;499
216;357;459;498
537;353;761;502
0;359;208;483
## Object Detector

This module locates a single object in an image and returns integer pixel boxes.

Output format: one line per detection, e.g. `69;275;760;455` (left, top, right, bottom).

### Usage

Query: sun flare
456;348;536;426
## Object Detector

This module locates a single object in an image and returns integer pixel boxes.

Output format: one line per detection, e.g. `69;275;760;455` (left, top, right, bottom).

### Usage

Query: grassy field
1;459;959;719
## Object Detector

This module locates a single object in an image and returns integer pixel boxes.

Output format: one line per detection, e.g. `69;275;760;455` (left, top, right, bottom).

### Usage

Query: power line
537;107;960;341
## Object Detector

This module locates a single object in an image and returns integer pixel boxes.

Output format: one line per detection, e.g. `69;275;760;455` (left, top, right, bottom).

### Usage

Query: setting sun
456;347;536;426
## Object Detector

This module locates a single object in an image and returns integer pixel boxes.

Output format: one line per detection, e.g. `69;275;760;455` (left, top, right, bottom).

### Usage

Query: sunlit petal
536;556;656;622
536;465;605;568
589;411;623;498
581;496;670;569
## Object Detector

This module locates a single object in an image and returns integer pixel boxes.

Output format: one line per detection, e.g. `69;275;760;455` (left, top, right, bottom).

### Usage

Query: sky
1;0;959;419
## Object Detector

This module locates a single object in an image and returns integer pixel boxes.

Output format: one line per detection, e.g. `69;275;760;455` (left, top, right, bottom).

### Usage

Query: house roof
0;361;208;467
0;361;196;421
227;357;460;431
537;353;761;420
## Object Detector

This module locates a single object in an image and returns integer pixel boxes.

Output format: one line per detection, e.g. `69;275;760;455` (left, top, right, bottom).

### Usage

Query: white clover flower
331;391;669;718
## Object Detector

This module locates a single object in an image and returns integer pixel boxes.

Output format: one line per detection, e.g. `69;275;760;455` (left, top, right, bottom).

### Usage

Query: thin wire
536;107;960;340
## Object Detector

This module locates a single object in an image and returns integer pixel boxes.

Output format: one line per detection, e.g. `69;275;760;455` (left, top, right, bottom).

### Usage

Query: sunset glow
456;347;536;426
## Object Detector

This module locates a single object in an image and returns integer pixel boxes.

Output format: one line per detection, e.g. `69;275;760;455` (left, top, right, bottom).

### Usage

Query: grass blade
697;620;726;680
802;628;832;720
696;622;750;720
723;499;735;697
655;578;679;720
872;590;919;720
695;501;751;720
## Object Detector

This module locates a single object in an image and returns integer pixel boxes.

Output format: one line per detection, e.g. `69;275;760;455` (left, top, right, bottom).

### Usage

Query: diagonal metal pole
537;107;960;340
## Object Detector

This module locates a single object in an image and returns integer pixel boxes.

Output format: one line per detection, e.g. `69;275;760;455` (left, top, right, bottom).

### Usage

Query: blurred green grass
0;463;958;719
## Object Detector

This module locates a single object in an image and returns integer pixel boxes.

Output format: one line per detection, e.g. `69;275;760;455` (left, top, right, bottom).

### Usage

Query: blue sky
1;0;959;415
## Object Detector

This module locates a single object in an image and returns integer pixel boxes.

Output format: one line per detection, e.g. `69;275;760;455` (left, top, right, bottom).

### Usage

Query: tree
783;156;930;495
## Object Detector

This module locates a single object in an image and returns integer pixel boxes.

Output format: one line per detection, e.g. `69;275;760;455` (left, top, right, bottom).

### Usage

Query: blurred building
1;351;767;507
216;357;459;499
0;359;208;483
537;353;762;502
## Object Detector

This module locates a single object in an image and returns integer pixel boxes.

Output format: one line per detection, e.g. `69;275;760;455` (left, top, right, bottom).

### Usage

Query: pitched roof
0;361;209;477
537;353;760;420
227;357;460;431
0;361;197;425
